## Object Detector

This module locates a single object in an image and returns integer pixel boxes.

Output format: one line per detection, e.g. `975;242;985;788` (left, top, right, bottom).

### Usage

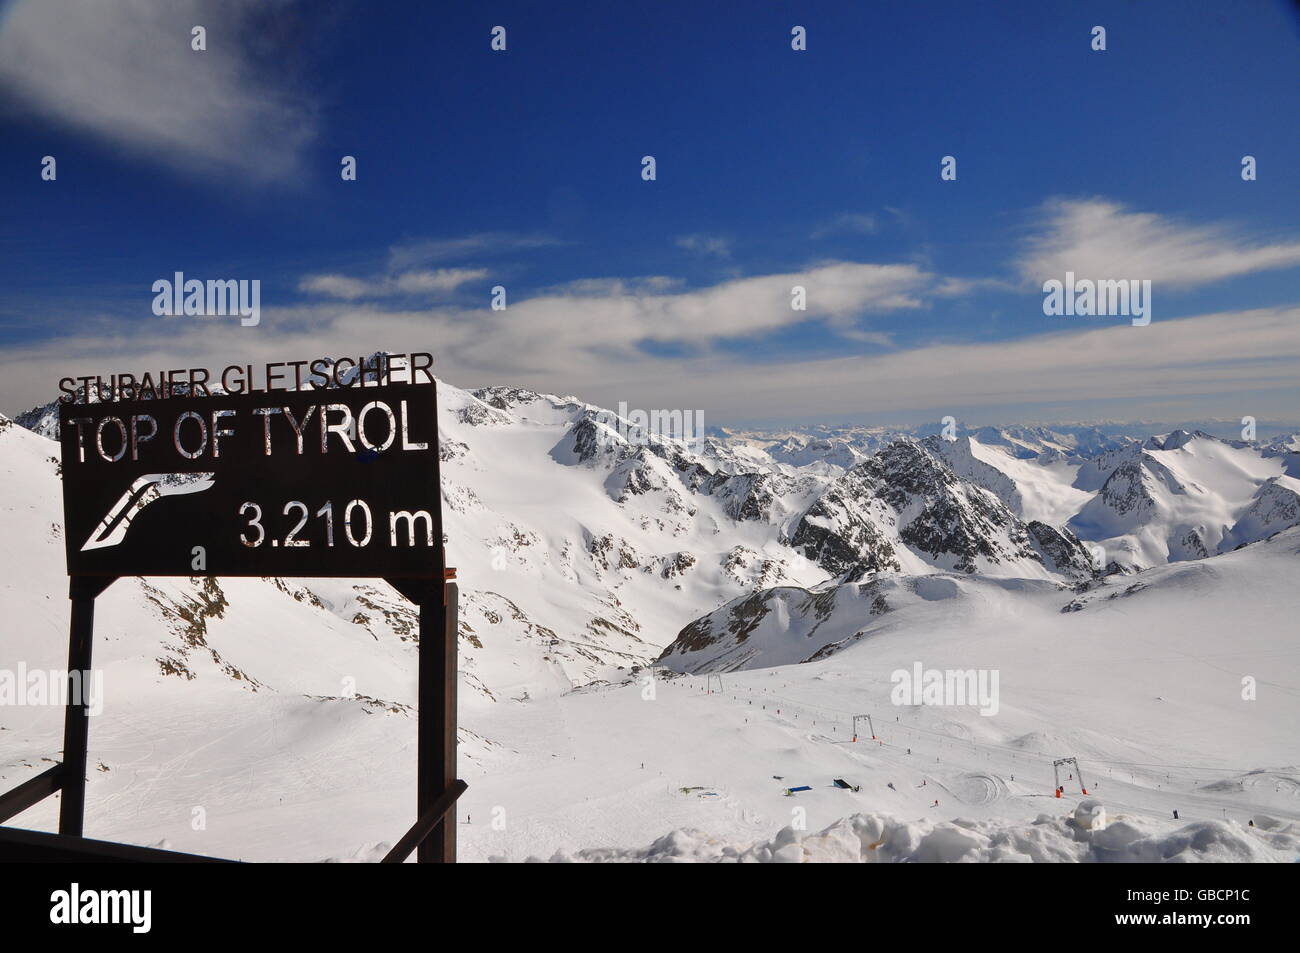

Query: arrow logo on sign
80;472;216;552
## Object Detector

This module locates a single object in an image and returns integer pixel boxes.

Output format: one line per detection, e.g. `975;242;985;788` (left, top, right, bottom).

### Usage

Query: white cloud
0;261;938;411
456;263;932;371
302;260;932;372
811;213;878;239
299;269;489;299
396;269;489;294
387;234;563;271
931;277;1015;297
723;306;1300;418
5;300;1298;428
675;234;732;258
537;276;684;297
1018;198;1300;290
0;0;315;182
297;275;371;300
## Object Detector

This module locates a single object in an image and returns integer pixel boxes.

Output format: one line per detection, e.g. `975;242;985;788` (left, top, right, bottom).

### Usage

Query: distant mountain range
9;373;1300;695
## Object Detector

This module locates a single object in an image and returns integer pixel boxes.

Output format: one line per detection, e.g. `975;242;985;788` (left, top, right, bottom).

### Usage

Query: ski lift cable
724;682;1276;776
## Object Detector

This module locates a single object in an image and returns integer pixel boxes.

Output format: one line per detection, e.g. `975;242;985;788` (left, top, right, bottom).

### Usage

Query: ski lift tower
1053;757;1089;797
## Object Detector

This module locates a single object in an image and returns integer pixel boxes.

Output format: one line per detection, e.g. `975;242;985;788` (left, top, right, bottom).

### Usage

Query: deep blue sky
0;0;1297;425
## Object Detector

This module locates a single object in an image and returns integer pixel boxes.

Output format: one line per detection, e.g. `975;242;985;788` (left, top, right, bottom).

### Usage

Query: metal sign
58;381;442;579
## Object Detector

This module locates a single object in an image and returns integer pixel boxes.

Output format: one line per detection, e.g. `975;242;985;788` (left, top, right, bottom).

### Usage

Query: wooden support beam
380;778;467;863
0;764;64;825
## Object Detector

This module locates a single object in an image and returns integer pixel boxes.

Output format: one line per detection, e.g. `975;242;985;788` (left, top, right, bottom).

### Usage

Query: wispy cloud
386;233;564;271
0;0;316;183
931;276;1016;297
675;234;732;258
537;276;684;297
299;268;489;300
1018;198;1300;289
810;213;878;239
303;260;934;361
4;296;1296;428
0;260;940;411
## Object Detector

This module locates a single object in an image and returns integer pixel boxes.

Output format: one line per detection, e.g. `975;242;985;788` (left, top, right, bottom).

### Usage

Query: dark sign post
0;376;464;862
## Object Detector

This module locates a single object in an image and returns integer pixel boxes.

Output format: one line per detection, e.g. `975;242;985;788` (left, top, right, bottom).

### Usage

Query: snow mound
526;810;1300;863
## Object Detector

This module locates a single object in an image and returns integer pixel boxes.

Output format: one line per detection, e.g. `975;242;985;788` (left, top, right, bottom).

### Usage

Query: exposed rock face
790;440;1081;579
788;465;903;576
661;585;842;671
1097;459;1161;518
703;471;789;523
1025;521;1096;577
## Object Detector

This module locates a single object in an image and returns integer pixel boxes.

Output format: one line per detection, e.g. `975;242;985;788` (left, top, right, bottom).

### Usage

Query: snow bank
524;810;1300;863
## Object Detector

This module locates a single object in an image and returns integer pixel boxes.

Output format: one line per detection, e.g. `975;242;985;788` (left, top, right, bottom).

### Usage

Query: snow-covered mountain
1067;431;1290;567
1222;475;1300;552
